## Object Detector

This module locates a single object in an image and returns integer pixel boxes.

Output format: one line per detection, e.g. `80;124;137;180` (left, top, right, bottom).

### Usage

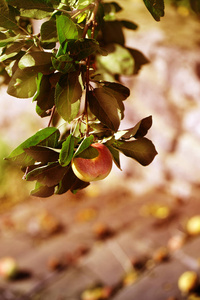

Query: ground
1;184;200;299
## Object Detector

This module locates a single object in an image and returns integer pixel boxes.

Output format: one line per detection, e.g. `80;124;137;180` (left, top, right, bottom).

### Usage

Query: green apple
71;143;113;182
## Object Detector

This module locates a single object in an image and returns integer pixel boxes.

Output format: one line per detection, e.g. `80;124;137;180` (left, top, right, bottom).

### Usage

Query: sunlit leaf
7;52;53;98
97;44;134;76
7;67;37;98
113;138;158;166
5;127;60;166
106;144;121;169
55;72;82;122
0;41;25;62
143;0;165;21
56;14;78;46
74;135;94;157
77;146;99;159
0;34;20;47
59;134;75;166
18;51;53;74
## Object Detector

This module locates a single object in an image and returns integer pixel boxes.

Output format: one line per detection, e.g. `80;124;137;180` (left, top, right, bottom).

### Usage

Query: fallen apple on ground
178;271;199;294
0;257;18;279
72;143;113;182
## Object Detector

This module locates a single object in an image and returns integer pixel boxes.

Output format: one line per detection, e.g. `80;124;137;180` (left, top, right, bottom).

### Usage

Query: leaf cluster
1;0;161;197
5;116;157;197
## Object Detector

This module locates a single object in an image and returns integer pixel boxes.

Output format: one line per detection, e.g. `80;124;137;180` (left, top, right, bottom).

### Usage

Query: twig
82;0;101;136
48;105;56;127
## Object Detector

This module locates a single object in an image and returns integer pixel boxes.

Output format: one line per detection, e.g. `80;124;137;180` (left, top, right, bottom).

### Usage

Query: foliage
1;0;181;198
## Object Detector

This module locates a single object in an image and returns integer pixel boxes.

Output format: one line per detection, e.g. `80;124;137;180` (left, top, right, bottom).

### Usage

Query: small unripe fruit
0;257;18;279
178;271;199;294
71;143;113;182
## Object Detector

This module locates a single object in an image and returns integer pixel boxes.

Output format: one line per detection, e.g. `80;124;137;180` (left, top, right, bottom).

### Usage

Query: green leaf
103;2;122;13
7;0;54;9
76;0;93;9
88;88;122;132
20;9;52;19
101;21;125;45
56;14;78;46
103;2;122;20
0;2;19;29
59;134;75;166
76;146;99;159
121;20;138;30
96;44;135;76
74;135;94;157
70;177;90;193
56;165;89;194
112;138;158;166
128;48;149;74
33;74;55;111
40;18;58;43
0;34;20;47
106;144;121;170
52;54;75;74
121;116;153;140
5;127;60;166
102;82;130;101
56;166;76;194
31;181;55;197
7;52;53;98
26;162;68;187
7;67;38;98
103;86;125;120
143;0;165;21
18;51;53;74
24;145;59;163
55;72;82;122
35;104;50;118
0;41;25;62
67;39;101;61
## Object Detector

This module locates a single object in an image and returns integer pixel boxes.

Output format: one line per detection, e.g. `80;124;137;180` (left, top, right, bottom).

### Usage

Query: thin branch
48;105;56;127
82;0;101;136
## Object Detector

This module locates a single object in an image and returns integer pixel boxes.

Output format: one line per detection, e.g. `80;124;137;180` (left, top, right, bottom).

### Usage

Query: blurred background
0;0;200;299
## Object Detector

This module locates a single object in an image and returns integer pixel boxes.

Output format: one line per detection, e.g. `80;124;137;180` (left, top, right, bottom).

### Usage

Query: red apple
71;143;113;182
